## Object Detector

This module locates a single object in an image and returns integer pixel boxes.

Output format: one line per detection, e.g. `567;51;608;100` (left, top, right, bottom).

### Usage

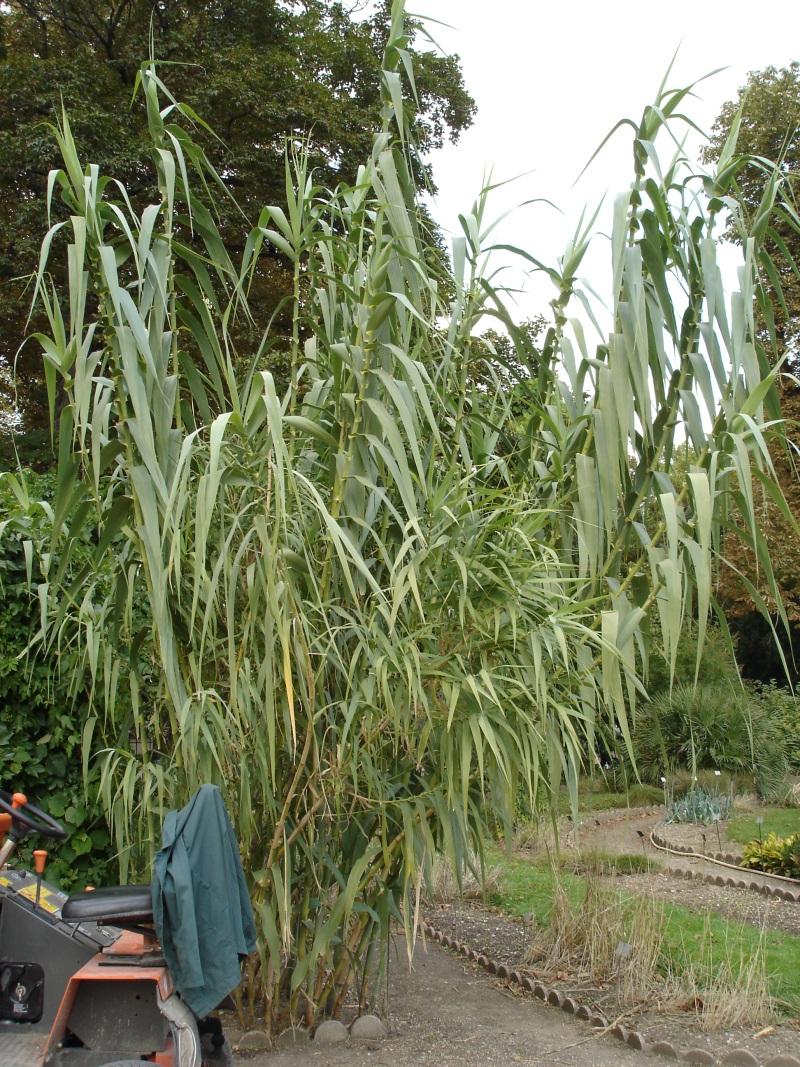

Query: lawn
487;847;800;1014
545;782;663;815
726;807;800;846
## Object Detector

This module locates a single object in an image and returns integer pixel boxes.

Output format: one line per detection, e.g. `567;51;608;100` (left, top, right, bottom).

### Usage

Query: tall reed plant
6;0;798;1028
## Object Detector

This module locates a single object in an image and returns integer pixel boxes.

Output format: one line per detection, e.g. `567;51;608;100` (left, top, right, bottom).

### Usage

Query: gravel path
238;936;649;1067
425;901;800;1065
564;807;800;936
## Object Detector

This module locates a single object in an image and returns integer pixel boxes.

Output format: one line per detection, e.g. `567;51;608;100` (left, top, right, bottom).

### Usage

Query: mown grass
727;808;800;846
488;847;800;1014
546;782;663;815
569;850;660;876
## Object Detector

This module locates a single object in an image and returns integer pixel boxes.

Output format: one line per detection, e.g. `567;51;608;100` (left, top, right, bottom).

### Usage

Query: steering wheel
0;790;67;841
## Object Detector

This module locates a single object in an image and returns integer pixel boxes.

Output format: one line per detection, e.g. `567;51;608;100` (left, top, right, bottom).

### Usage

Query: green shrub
645;625;741;698
741;833;800;878
751;684;800;773
666;785;733;824
0;477;112;890
632;683;787;798
669;768;747;797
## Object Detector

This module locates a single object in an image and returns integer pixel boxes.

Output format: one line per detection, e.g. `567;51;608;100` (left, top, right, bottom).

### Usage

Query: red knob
11;793;27;809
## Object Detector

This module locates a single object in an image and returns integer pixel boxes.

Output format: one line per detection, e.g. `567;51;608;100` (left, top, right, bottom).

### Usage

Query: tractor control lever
33;850;47;909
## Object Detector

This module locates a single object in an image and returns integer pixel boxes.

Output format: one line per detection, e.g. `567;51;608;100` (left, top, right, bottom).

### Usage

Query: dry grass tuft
426;853;502;906
525;865;775;1027
526;865;663;1003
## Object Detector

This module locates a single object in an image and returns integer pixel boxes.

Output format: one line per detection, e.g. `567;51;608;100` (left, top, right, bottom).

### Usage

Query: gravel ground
612;868;800;937
568;807;800;902
653;818;744;859
425;900;800;1064
236;935;651;1067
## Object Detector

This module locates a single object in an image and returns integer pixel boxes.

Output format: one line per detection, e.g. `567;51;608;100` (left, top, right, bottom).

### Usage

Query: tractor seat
62;884;153;926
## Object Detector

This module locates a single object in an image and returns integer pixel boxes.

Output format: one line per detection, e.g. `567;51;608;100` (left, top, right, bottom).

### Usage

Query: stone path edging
650;828;800;900
422;921;800;1067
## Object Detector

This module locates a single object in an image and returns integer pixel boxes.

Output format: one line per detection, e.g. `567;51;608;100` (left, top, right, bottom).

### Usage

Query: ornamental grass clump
5;0;798;1031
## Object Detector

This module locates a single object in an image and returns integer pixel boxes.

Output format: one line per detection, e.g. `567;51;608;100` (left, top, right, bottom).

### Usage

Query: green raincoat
151;784;256;1017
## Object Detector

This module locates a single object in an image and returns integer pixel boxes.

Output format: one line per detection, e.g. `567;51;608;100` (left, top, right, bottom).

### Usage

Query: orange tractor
0;789;236;1067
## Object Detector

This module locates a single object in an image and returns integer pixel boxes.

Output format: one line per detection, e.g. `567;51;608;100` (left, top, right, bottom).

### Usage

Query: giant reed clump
6;0;798;1030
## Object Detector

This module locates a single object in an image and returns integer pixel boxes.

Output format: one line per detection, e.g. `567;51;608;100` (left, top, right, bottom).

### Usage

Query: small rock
749;881;761;892
546;989;563;1007
764;1056;800;1067
720;1052;759;1067
496;963;510;980
533;983;547;1000
561;997;577;1014
650;1041;679;1059
714;875;726;886
575;1004;591;1020
627;1031;646;1050
611;1024;628;1042
725;877;737;888
478;954;489;968
682;1051;716;1065
509;970;522;985
236;1029;271;1051
590;1013;607;1028
314;1020;349;1045
350;1014;386;1040
486;959;498;975
275;1027;310;1048
522;976;537;993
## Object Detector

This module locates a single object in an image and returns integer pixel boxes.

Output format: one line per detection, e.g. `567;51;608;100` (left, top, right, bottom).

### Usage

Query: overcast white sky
414;0;798;325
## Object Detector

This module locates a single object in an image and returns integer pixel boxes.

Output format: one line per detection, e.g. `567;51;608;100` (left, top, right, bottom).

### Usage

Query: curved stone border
651;828;800;900
422;921;800;1067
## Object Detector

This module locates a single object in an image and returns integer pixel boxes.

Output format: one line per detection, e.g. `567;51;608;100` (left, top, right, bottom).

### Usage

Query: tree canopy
704;62;800;372
0;0;475;459
704;64;800;674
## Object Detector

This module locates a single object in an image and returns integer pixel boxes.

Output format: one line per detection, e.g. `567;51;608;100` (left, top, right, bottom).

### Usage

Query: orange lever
33;850;47;875
0;814;11;836
11;793;27;809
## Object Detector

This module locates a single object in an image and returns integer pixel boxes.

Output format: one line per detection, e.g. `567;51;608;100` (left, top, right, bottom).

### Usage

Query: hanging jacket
151;784;257;1018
